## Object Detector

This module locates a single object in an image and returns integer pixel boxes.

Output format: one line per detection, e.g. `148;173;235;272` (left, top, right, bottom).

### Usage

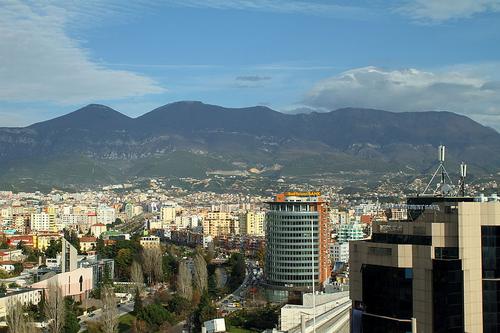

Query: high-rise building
239;211;265;236
30;212;51;231
161;202;177;224
350;195;500;333
265;192;331;302
337;221;364;243
202;211;238;237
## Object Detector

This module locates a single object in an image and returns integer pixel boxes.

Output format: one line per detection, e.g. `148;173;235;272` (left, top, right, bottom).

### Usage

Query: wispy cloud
302;65;500;128
163;0;372;18
0;1;165;105
236;75;271;82
397;0;500;23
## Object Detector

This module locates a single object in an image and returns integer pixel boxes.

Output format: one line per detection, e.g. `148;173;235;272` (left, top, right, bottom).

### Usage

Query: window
361;264;412;319
432;259;464;333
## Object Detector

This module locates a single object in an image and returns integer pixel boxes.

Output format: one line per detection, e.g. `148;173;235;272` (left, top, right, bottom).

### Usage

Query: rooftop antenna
459;162;467;196
421;145;454;196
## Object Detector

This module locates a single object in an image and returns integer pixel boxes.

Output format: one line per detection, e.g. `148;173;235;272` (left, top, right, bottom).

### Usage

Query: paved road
217;260;261;313
78;301;134;332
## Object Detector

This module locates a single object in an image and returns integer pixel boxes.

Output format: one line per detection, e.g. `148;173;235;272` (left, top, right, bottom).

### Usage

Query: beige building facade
350;196;500;333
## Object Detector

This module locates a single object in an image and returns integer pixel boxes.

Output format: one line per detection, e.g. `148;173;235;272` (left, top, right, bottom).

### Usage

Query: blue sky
1;0;500;129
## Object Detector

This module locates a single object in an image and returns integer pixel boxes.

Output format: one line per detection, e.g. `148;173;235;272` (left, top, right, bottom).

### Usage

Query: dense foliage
227;252;246;291
226;305;280;331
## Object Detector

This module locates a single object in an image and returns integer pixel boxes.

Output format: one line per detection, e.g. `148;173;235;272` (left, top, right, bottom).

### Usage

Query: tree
64;229;80;253
7;300;24;333
142;247;163;285
63;297;80;333
100;285;118;333
8;282;20;288
96;236;105;256
205;242;215;263
45;239;62;259
16;240;25;251
136;303;174;329
133;288;143;315
193;252;208;293
193;292;217;331
44;281;65;333
13;263;24;276
166;295;191;317
0;240;9;249
176;260;192;300
0;283;6;295
256;244;265;267
6;300;37;333
131;260;144;290
115;248;133;280
162;252;178;284
228;253;246;291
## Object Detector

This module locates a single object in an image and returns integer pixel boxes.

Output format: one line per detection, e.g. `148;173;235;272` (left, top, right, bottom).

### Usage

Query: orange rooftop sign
284;191;321;197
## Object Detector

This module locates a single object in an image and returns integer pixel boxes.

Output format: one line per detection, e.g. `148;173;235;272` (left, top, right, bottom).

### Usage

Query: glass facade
432;259;464;332
361;264;413;319
482;226;500;332
371;233;431;245
361;314;412;333
266;204;319;287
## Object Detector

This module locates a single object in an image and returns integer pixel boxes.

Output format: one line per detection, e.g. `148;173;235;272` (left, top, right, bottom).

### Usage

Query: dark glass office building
350;196;500;332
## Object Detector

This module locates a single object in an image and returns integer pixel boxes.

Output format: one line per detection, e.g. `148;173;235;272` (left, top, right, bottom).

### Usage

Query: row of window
268;268;319;273
267;226;318;231
268;274;319;281
266;254;318;261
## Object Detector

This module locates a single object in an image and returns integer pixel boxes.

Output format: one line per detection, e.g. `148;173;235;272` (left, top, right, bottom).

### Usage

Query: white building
331;242;350;263
161;203;177;224
30;212;51;231
140;236;160;249
97;205;116;225
280;291;351;332
239;211;265;236
337;222;364;243
0;288;43;320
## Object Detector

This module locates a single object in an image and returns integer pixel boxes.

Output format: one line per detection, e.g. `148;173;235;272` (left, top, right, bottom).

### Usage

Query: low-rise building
79;236;97;252
0;288;43;320
140;236;160;249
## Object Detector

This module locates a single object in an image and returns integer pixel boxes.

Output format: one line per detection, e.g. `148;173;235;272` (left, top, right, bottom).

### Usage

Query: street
78;301;135;332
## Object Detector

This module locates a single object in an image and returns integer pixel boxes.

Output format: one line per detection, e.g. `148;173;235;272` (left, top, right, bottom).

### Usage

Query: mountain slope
0;101;499;186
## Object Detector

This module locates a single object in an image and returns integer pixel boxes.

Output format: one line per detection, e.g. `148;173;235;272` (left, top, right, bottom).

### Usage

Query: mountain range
1;101;499;189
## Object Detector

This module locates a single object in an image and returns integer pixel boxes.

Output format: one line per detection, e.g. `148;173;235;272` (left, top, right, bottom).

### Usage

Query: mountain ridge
0;101;499;187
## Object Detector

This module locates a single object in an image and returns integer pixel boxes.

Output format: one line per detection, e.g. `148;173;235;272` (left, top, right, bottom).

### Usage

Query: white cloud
398;0;500;22
0;1;165;104
303;66;500;128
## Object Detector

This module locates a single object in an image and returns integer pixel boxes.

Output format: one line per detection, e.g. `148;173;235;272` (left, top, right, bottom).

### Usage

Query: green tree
64;229;81;254
16;240;25;251
136;303;174;329
96;236;105;256
63;297;80;333
162;252;178;283
228;253;246;291
0;283;6;295
44;239;62;258
0;241;10;249
133;288;143;315
207;264;221;298
13;263;23;276
193;292;217;331
102;263;113;286
166;295;190;317
115;248;133;280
